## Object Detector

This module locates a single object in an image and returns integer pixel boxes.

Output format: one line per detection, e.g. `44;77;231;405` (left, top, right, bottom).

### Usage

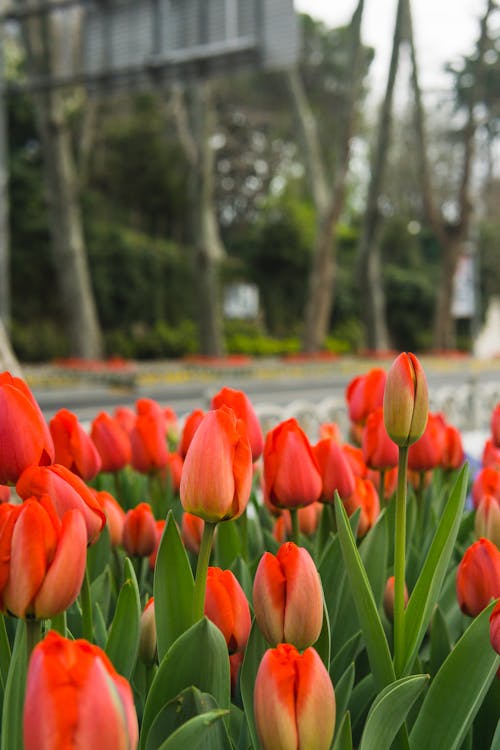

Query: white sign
224;283;259;320
451;254;475;319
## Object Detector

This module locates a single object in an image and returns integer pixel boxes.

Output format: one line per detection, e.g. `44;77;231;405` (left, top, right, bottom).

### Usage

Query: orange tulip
148;519;166;570
0;485;10;503
24;630;138;750
346;368;386;427
273;503;322;542
362;407;398;470
491;402;500;448
490;600;500;656
114;405;136;435
90;412;131;472
139;597;157;665
160;451;183;494
471;467;500;509
383;353;428;448
475;495;500;548
204;567;251;654
180;407;253;522
49;408;102;481
16;464;105;545
254;644;335;750
0;496;86;619
408;412;445;472
482;439;500;471
130;404;169;474
92;490;125;547
342;444;368;478
314;438;355;502
440;420;464;470
263;419;322;510
178;409;205;458
181;512;205;554
122;502;157;557
211;386;264;461
343;476;380;537
253;542;323;649
383;575;409;622
0;371;54;485
456;538;500;617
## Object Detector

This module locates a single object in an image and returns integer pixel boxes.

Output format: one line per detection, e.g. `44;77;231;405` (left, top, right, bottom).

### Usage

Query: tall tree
288;2;366;353
356;0;408;351
19;1;103;358
408;0;496;349
170;81;225;356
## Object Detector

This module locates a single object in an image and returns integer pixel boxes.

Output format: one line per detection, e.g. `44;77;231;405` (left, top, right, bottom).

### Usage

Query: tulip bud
139;597;157;665
93;490;125;547
122;503;157;557
180;407;253;522
0;497;87;619
383;576;409;622
181;512;205;554
90;412;131;473
254;644;335;750
263;419;322;510
49;408;102;481
408;413;445;472
313;438;355;501
472;467;500;509
441;421;464;470
346;368;386;427
178;409;205;458
211;386;264;461
383;353;428;448
148;519;165;570
475;495;500;549
24;631;139;750
253;542;323;649
204;567;251;654
456;538;500;617
490;600;500;656
343;476;380;537
362;407;399;470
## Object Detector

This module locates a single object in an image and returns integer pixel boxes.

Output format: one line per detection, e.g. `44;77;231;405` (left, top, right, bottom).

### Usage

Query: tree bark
0;320;22;376
21;3;103;359
356;0;407;351
293;0;365;353
170;81;225;356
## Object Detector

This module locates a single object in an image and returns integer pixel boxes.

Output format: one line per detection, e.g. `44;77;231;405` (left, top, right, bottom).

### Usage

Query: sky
294;0;484;98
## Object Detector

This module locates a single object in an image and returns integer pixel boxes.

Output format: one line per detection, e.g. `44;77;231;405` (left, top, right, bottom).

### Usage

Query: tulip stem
238;508;249;561
25;619;41;662
290;508;299;545
394;446;408;676
81;566;93;642
192;521;216;622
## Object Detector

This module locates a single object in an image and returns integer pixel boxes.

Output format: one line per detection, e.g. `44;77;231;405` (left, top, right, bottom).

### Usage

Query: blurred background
0;0;498;369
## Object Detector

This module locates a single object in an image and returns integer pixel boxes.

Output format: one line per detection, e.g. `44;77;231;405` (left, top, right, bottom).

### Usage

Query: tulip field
0;354;499;749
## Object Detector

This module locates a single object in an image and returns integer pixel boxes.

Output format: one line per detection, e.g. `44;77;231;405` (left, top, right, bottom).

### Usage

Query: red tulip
491;402;500;448
362;407;398;470
367;466;398;501
0;371;54;485
24;630;139;750
253;542;323;649
181;512;204;554
254;643;335;750
211;386;264;461
114;405;136;435
482;439;500;471
122;503;157;557
180;407;253;522
440;420;464;470
0;496;86;619
471;467;500;509
230;651;244;695
178;409;205;458
408;412;445;472
475;495;500;548
490;600;500;656
343;476;380;537
93;490;125;547
346;367;386;427
162;406;179;443
49;408;102;480
160;451;183;494
90;412;131;472
0;485;10;503
204;567;251;654
456;538;500;617
148;520;165;570
383;575;409;622
16;464;105;545
313;438;355;502
130;407;169;474
383;353;428;447
318;422;343;442
263;419;322;510
342;444;368;478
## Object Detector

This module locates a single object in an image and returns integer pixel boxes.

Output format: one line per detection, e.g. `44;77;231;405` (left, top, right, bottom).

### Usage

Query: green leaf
105;557;141;679
1;620;26;750
491;721;500;750
429;606;451;677
87;524;111;581
359;675;429;750
153;510;195;662
215;519;242;568
156;710;230;750
319;532;346;641
240;620;268;750
334;496;395;691
334;662;355;735
403;466;468;675
359;509;389;608
332;711;353;750
230;557;253;605
140;617;230;750
145;687;231;750
0;615;11;694
330;631;362;684
350;674;375;732
313;601;331;671
409;602;500;750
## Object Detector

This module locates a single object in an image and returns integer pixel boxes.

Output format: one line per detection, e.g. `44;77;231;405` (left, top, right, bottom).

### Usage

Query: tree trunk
0;320;22;376
433;234;463;350
171;81;225;356
21;4;103;359
293;0;365;353
357;0;407;352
